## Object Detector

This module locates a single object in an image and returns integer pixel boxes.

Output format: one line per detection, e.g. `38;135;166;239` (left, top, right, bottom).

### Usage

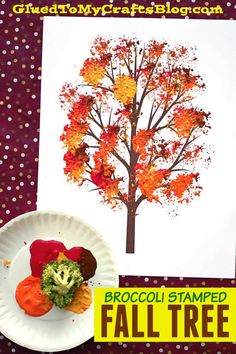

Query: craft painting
59;37;211;254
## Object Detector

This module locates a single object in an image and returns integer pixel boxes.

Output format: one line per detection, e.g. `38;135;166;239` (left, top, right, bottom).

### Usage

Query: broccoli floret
41;260;83;308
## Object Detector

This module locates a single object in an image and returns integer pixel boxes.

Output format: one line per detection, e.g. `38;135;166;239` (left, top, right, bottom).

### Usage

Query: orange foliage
148;40;166;60
91;160;122;207
173;107;207;138
63;150;87;185
136;164;170;202
59;83;78;107
158;68;204;101
164;173;198;200
80;58;107;86
90;125;122;207
133;129;155;160
60;121;89;153
99;125;120;155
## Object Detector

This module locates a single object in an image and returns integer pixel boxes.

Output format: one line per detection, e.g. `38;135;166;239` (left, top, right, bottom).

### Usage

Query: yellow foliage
113;75;137;104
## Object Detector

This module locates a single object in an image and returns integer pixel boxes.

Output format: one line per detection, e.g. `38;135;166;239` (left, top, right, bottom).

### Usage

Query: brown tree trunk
125;92;139;253
126;202;136;253
125;117;138;253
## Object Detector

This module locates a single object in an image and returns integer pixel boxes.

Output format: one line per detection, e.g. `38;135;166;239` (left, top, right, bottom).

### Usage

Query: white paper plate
0;210;119;352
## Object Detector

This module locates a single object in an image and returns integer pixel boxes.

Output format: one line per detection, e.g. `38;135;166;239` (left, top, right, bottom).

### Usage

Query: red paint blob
30;239;66;277
30;240;97;280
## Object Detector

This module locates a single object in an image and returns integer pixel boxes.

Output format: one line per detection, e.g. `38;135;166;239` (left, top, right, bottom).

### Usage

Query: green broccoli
41;260;83;308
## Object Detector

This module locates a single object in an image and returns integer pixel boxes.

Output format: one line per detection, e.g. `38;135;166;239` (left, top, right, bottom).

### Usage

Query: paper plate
0;210;119;352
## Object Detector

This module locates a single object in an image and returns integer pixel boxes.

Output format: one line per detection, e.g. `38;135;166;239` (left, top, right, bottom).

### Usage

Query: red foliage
68;95;94;122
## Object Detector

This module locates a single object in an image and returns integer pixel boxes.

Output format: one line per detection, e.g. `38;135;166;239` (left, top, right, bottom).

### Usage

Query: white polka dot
144;277;149;282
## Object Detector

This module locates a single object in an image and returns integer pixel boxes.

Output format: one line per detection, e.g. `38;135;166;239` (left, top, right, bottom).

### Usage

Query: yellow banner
94;287;236;342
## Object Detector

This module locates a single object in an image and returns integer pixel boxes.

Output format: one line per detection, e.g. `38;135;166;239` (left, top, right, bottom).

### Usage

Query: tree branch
113;192;128;207
137;58;159;118
121;53;133;76
112;150;130;172
152;93;183;130
135;194;147;209
169;134;198;171
92;103;105;129
80;84;113;93
88;113;103;129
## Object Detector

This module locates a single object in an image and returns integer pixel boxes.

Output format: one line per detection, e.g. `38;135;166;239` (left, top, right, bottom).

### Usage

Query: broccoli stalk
41;260;83;308
50;267;78;295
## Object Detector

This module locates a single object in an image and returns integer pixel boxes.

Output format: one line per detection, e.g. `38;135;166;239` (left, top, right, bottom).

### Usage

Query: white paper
38;17;236;278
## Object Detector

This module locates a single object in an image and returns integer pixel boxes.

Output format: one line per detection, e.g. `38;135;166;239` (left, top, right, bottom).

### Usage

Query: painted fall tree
59;37;211;253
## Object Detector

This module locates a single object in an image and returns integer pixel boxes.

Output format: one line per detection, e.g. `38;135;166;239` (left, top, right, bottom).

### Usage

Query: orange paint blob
15;275;53;317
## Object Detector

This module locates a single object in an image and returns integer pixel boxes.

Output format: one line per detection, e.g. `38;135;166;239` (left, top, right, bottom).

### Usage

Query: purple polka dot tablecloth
0;0;236;353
